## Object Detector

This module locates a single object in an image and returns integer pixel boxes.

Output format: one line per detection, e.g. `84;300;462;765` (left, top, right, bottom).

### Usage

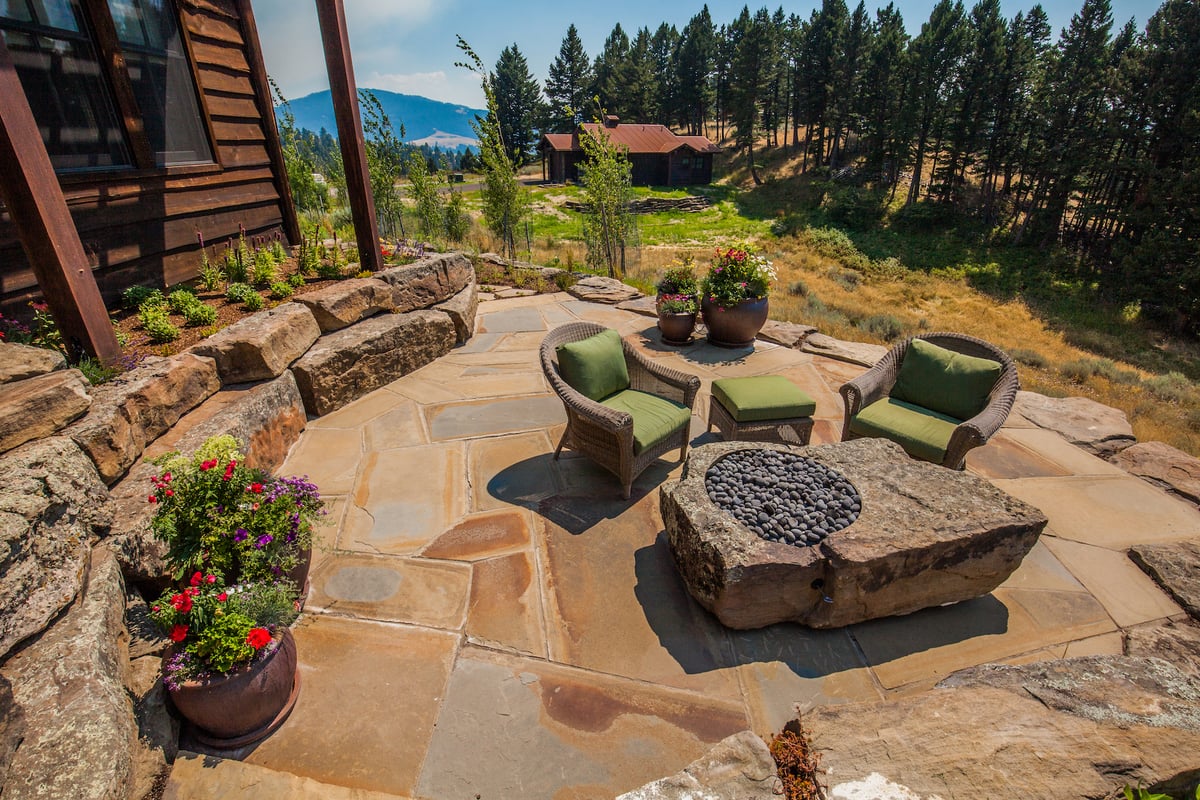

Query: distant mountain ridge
279;89;483;151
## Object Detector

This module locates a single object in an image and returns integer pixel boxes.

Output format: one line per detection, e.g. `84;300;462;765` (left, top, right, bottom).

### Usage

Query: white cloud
344;0;438;26
363;70;484;108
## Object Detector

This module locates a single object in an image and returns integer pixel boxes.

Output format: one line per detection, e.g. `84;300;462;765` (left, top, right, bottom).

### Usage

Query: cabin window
0;0;132;170
0;0;212;171
680;156;691;168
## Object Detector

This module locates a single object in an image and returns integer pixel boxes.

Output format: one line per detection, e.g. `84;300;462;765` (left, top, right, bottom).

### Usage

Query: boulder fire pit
660;438;1047;629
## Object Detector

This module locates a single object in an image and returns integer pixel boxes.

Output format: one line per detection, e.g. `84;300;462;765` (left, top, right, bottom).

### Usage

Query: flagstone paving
176;292;1199;798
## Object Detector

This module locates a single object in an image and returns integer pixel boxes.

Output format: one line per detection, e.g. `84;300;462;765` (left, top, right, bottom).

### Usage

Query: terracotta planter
657;312;697;345
167;628;300;748
286;546;313;610
701;296;769;348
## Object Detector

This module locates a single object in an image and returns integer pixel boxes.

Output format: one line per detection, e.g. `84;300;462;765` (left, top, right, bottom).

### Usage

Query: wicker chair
839;332;1019;470
541;323;701;499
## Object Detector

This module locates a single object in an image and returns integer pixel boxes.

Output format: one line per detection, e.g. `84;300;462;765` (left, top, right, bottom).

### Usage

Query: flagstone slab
1062;631;1125;657
469;431;559;511
850;587;1114;690
993;475;1200;549
426;395;565;440
452;332;503;354
385;374;462;405
809;354;868;388
246;616;457;797
278;426;362;497
306;390;409;431
415;647;748;800
535;493;742;699
166;751;412;799
492;330;550;352
1129;540;1200;621
1114;441;1200;506
966;430;1075;480
421;509;532;561
475;307;547;333
1014;391;1136;457
560;300;645;329
1042;536;1184;627
361;400;427;451
307;553;470;629
341;445;466;555
466;551;546;657
994;426;1128;477
776;362;843;422
998;539;1087;594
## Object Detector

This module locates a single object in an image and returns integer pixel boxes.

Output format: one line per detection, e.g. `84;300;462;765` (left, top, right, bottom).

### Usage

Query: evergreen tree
676;7;717;136
593;24;631;118
545;25;593;133
650;23;680;124
903;0;967;206
857;3;908;181
625;28;657;122
729;7;772;184
493;44;544;166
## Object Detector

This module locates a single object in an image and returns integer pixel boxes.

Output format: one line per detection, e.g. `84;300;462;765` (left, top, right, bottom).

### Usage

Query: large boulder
106;372;308;584
434;280;478;345
1130;540;1200;621
1113;441;1200;506
293;277;395;333
0;436;111;661
661;438;1047;629
617;731;779;799
0;676;22;790
1014;391;1136;457
758;319;818;349
809;655;1200;800
0;342;65;384
292;310;456;417
189;303;320;383
0;549;137;800
801;333;887;367
566;275;642;304
377;252;474;313
0;369;91;455
67;354;220;485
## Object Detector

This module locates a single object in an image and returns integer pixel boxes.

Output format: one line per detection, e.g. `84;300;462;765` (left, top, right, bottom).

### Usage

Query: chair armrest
543;361;633;432
943;366;1020;468
839;346;904;439
624;343;701;409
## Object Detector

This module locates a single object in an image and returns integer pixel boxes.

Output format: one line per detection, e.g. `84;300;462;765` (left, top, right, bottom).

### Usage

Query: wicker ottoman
708;375;816;445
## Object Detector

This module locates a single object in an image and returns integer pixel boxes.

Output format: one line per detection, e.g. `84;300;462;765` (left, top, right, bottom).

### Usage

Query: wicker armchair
541;323;700;499
839;332;1019;469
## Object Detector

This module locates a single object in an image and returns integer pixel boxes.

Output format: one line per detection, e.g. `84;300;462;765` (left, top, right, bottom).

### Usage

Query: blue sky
253;0;1154;108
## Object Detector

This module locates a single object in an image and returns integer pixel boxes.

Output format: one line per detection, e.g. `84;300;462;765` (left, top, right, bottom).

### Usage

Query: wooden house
539;117;720;186
0;0;297;316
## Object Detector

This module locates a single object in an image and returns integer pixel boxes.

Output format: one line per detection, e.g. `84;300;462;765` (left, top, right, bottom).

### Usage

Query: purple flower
255;533;273;549
233;528;249;543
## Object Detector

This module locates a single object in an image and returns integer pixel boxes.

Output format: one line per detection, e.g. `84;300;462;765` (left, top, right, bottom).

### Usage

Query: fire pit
660;438;1048;629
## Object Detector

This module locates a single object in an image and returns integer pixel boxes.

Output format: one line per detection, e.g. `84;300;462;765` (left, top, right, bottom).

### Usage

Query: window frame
0;0;220;178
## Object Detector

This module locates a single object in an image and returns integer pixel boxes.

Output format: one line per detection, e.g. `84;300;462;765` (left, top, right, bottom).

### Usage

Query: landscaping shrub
225;283;255;303
123;285;161;310
183;302;217;327
242;292;264;311
252;249;277;286
269;281;293;299
139;306;180;343
1145;372;1194;404
168;289;199;315
858;314;905;341
287;272;306;289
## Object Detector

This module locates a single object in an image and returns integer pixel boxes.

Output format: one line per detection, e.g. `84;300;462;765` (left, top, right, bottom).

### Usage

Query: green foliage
123;285;161;310
788;280;809;297
198;254;225;292
182;302;217;328
656;259;699;296
658;294;698;314
1145;372;1195;404
76;355;122;385
701;245;776;308
492;43;544;165
801;227;874;274
271;78;327;213
192;610;257;674
268;281;293;300
225;282;255;303
360;89;407;238
857;314;906;341
545;24;594;132
224;242;248;284
270;238;287;263
407;150;445;240
287;272;306;289
242;292;264;311
1009;348;1049;369
554;272;579;291
457;37;531;259
27;301;63;352
315;259;342;280
138;305;180;343
443;186;471;242
168;289;198;315
252;248;277;286
578;111;635;278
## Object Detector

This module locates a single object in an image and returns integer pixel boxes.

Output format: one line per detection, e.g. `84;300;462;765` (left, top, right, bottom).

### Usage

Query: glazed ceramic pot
701;296;769;348
657;311;697;345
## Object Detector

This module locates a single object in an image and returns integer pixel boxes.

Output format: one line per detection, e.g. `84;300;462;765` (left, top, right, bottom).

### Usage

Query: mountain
280;89;484;150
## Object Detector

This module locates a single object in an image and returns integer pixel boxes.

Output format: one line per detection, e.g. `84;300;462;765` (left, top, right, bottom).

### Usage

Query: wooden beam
0;37;120;363
234;0;301;244
314;0;380;270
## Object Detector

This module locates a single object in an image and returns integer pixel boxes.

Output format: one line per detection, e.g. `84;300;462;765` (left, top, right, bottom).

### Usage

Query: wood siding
0;0;293;311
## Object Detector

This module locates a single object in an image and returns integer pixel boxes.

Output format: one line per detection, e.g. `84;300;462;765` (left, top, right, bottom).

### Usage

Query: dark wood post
0;38;120;362
314;0;380;271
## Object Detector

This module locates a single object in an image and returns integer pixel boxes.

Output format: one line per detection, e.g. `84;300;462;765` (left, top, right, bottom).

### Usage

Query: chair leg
621;480;632;500
553;427;569;460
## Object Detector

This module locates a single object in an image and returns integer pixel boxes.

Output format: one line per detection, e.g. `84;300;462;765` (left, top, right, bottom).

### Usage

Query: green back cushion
556;329;630;401
850;398;958;464
601;390;692;454
712;376;816;422
891;338;1002;422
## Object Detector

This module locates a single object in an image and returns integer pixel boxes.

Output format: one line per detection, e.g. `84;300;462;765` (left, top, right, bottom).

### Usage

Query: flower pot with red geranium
655;260;700;345
152;577;300;747
700;245;776;348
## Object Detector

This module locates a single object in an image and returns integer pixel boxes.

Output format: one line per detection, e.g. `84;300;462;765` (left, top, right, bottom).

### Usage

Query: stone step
164;751;414;800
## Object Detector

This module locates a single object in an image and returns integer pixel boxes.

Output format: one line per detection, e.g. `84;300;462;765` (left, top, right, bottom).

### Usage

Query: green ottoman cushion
849;397;958;464
892;338;1002;422
601;389;692;454
556;329;630;402
712;376;816;422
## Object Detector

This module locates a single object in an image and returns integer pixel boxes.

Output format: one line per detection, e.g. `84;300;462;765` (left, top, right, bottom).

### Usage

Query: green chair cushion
849;397;958;464
711;376;816;422
601;389;692;455
891;338;1002;422
556;329;630;402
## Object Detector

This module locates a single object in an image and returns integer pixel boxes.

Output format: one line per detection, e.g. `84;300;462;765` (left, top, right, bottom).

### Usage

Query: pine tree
729;7;772;184
624;28;657;122
650;23;680;124
903;0;967;206
593;23;631;119
545;25;593;133
857;3;908;182
676;7;717;136
493;44;544;166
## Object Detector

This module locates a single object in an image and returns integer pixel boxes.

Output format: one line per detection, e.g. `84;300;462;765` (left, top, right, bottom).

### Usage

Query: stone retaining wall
0;252;476;799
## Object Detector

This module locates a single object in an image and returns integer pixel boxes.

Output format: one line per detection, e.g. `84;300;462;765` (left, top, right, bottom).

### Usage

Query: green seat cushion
556;329;630;402
849;397;958;464
711;376;816;422
601;389;692;455
892;338;1003;422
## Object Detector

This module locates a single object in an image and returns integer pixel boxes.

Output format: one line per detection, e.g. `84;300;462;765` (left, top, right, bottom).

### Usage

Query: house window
0;0;212;171
680;156;691;168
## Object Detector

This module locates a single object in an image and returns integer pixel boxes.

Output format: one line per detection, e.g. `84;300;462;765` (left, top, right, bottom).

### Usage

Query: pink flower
217;592;228;602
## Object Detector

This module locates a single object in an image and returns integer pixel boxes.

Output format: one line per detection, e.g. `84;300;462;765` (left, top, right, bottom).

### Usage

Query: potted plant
655;261;700;345
700;245;776;347
148;434;325;594
151;576;301;747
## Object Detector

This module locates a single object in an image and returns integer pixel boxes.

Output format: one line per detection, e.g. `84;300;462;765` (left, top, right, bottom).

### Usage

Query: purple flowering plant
148;435;325;584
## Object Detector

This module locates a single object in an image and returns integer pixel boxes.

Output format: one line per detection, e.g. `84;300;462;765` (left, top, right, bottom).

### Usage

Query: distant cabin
539;117;720;187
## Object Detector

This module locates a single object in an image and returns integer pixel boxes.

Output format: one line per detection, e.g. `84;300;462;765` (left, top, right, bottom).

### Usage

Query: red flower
217;592;228;602
248;482;264;494
200;459;218;471
246;628;272;649
206;574;217;584
190;571;203;587
148;495;157;504
222;460;237;482
164;489;174;497
170;593;193;613
186;587;200;597
169;624;188;643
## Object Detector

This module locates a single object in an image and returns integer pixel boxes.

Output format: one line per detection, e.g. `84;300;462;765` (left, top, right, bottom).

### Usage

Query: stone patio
166;292;1198;798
